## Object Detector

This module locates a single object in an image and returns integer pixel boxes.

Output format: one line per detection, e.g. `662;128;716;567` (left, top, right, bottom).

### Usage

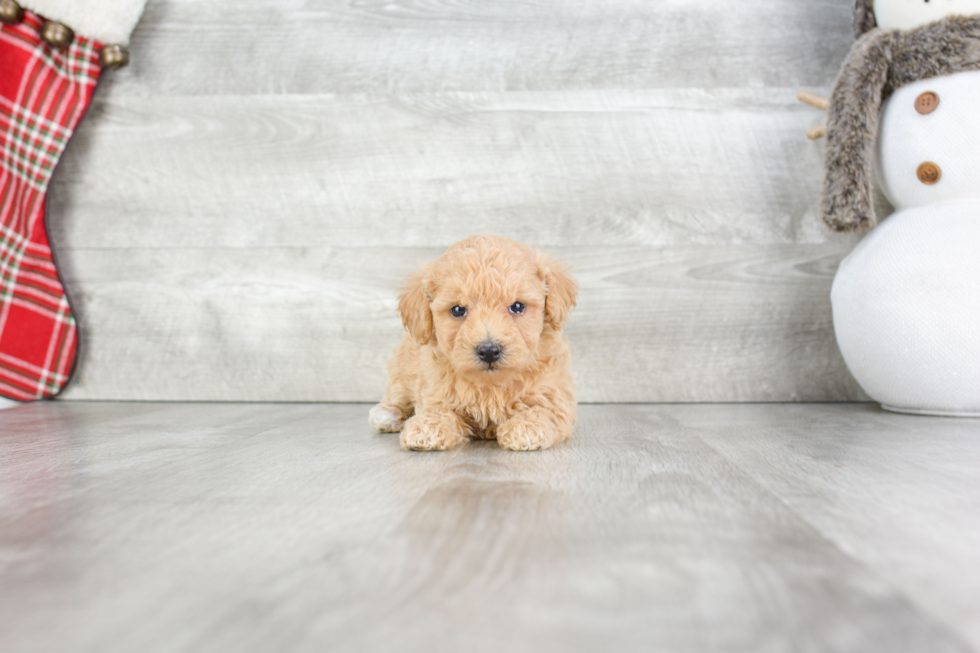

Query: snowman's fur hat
854;0;877;37
823;15;980;231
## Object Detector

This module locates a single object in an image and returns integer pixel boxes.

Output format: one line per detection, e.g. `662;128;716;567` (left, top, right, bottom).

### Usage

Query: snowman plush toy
821;0;980;416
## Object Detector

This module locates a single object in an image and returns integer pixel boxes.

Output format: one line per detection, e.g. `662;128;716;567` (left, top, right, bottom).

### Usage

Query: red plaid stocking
0;10;100;400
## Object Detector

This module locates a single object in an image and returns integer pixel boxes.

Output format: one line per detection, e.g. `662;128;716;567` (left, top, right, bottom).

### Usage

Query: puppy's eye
509;302;526;315
450;305;467;318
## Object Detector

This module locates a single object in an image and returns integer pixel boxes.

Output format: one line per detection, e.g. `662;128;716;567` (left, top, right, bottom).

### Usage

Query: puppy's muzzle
476;341;503;365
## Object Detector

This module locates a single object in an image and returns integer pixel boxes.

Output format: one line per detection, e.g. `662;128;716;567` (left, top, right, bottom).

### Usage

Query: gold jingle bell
99;44;130;69
41;19;73;49
0;0;24;25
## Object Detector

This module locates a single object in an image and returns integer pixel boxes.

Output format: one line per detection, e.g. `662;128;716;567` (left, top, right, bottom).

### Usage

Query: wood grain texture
54;244;866;402
41;0;868;402
1;402;977;652
105;0;854;97
679;404;980;647
50;91;851;249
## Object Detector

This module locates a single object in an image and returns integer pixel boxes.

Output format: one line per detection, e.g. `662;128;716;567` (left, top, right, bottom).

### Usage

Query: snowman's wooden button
914;92;939;115
917;162;942;185
0;0;24;25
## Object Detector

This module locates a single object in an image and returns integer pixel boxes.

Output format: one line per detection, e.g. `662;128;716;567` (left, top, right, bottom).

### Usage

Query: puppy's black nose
476;341;503;364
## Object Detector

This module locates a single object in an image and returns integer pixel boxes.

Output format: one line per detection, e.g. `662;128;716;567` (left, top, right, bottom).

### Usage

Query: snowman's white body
831;71;980;415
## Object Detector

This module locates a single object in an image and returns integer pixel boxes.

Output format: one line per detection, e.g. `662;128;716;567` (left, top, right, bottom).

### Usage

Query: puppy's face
429;259;546;376
398;235;576;379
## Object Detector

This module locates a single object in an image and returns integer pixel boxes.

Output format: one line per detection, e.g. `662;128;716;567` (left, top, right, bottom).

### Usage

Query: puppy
369;234;577;451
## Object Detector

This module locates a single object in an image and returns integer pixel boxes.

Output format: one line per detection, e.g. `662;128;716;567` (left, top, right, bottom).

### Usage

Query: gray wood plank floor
1;402;978;652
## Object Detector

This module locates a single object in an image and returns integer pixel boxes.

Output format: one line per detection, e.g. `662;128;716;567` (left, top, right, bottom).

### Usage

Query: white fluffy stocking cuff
20;0;148;45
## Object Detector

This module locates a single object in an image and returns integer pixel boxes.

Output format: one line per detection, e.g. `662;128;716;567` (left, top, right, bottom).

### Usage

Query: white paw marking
369;405;405;432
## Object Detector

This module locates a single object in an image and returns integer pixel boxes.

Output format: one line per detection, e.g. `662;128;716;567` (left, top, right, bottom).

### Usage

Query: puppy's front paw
496;409;567;451
369;403;407;433
399;411;466;451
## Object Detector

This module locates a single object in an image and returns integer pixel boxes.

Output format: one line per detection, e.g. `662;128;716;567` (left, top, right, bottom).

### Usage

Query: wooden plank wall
48;0;871;403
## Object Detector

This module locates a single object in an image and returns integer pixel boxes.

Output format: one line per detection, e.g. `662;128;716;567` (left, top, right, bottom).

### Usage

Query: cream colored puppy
369;235;577;451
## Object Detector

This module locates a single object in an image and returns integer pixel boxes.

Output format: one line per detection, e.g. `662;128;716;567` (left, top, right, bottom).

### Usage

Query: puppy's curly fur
369;235;577;451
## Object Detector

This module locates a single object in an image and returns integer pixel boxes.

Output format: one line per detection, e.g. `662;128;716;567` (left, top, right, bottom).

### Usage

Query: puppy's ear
536;251;577;331
397;268;434;345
